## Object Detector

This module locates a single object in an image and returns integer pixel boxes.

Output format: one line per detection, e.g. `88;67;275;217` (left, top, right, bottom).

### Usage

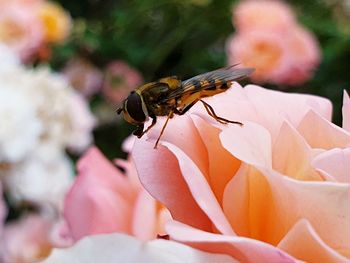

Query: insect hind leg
200;99;243;126
174;99;199;116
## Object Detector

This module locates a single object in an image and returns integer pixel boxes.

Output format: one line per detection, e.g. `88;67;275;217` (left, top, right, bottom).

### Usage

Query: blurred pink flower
132;83;350;262
63;58;103;97
233;0;295;32
63;146;171;243
276;26;320;85
227;30;290;83
0;214;54;263
0;0;44;61
102;61;143;105
227;0;321;86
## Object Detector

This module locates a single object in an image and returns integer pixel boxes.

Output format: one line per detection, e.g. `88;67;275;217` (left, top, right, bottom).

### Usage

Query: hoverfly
117;65;254;148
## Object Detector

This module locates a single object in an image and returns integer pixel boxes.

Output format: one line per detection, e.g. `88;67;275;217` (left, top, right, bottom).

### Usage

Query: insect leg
154;110;174;149
138;115;157;138
174;99;199;115
200;99;243;126
133;124;145;138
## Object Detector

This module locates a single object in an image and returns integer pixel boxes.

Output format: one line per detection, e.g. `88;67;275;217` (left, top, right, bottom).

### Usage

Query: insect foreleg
133;124;145;138
154;111;174;149
199;99;243;126
137;115;157;138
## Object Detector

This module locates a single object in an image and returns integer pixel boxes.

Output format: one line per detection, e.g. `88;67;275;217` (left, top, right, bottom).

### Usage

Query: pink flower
233;0;295;32
227;0;321;86
227;30;290;83
102;61;143;105
342;89;350;132
63;147;171;242
132;84;350;262
0;0;44;61
63;58;103;97
0;214;54;263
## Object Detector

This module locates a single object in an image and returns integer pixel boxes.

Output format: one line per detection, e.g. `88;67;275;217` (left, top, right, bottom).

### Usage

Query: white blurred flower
0;67;96;153
18;68;84;149
0;62;95;208
0;43;20;71
0;86;42;163
42;234;235;263
26;68;95;152
65;91;96;153
3;144;74;209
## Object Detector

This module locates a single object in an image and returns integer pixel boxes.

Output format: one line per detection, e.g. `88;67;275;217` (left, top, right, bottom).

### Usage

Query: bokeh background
0;0;350;261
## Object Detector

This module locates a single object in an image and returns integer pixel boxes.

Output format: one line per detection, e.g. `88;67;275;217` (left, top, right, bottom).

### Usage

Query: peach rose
227;0;321;86
63;147;171;242
227;27;320;85
132;83;350;262
233;0;296;32
227;30;290;83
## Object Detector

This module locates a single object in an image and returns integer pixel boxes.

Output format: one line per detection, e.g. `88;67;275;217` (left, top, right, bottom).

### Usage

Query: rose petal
163;141;234;235
343;90;350;131
132;139;212;232
223;165;350;257
297;110;350;149
64;147;136;240
273;121;322;181
77;147;136;200
244;85;332;138
166;220;297;263
220;122;272;168
223;164;275;239
146;115;209;181
190;84;331;141
312;147;350;183
131;189;157;241
278;219;349;262
191;115;241;203
42;233;237;263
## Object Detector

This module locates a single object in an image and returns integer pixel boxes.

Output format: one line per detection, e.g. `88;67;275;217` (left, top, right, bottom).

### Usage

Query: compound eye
125;92;146;123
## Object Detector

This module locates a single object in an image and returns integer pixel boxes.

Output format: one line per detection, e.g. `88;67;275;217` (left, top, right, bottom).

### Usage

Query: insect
117;65;254;148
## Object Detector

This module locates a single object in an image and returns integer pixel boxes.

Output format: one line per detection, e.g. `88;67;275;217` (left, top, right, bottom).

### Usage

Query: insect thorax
140;82;178;117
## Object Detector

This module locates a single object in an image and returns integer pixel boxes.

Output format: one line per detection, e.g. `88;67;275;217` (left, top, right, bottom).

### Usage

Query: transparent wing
162;66;254;102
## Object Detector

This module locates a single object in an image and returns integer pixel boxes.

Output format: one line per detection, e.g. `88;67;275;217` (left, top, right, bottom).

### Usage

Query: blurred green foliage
53;0;349;159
